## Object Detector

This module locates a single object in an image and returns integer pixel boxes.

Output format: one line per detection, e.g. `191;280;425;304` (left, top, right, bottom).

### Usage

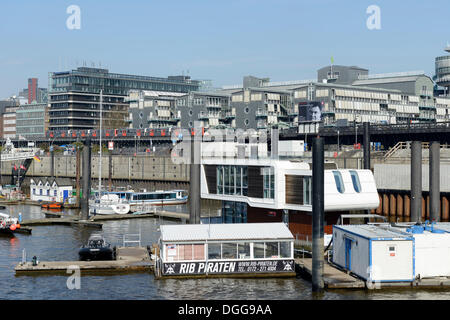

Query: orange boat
41;203;63;210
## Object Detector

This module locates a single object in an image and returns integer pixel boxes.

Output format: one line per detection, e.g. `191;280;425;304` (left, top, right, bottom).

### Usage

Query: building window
216;166;248;196
303;177;312;205
263;167;275;199
333;171;345;193
349;170;362;193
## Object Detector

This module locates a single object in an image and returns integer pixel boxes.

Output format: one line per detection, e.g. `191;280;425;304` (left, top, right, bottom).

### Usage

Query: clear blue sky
0;0;449;98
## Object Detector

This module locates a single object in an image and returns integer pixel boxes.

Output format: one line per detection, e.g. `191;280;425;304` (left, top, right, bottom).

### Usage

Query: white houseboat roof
160;222;294;242
334;224;413;240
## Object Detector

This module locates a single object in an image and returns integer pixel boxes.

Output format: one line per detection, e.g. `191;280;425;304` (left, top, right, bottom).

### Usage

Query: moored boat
89;194;130;215
154;222;296;279
78;234;115;261
110;190;188;212
0;213;21;235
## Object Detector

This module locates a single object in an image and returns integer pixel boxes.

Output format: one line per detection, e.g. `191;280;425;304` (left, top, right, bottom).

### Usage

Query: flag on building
331;56;334;64
33;155;41;162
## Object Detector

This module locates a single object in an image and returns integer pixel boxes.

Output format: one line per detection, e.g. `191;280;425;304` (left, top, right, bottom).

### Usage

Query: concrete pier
15;246;153;275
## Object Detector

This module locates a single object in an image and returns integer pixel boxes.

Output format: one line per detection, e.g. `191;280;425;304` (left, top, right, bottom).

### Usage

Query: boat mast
99;89;102;197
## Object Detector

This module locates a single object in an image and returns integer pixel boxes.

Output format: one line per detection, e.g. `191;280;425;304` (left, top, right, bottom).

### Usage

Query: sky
0;0;449;98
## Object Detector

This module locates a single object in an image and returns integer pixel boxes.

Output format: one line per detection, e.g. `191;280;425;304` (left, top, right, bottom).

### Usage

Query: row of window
333;170;362;194
217;165;248;196
165;241;292;262
32;189;57;196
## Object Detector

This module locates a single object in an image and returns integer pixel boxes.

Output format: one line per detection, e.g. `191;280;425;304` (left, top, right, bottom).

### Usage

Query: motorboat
89;194;130;215
0;212;20;234
107;190;188;212
78;234;115;261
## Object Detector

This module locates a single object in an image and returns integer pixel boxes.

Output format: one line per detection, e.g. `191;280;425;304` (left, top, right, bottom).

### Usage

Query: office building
48;67;202;131
16;102;49;138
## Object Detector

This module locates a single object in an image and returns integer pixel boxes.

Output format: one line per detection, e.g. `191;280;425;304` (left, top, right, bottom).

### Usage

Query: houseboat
154;222;296;278
108;190;188;212
200;153;379;237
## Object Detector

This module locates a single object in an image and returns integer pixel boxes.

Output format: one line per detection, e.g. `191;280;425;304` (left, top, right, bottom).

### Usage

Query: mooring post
81;138;91;220
430;141;440;221
411;141;422;222
50;145;55;180
312;137;324;292
75;144;81;208
363;122;370;170
108;151;113;192
363;122;371;221
189;125;201;224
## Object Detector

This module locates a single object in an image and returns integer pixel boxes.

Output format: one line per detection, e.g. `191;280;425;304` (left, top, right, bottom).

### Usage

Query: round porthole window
244;119;249;126
189;110;193;116
245;107;249;114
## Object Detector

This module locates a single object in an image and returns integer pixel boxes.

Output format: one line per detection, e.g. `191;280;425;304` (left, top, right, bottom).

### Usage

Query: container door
345;238;352;270
63;190;69;202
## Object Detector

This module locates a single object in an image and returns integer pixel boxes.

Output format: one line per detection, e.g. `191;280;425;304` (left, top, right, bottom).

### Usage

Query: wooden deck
295;258;365;289
21;218;103;228
15;246;154;275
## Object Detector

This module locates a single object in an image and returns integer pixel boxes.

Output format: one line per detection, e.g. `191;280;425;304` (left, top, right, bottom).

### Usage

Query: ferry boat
110;190;188;212
154;222;296;279
78;234;115;261
89;194;131;215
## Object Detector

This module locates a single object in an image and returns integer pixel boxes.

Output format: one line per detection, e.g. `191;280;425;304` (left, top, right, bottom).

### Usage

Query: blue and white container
332;224;415;283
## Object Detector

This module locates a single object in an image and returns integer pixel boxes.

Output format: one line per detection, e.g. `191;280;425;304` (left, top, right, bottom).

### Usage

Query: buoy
9;224;16;231
16;224;20;229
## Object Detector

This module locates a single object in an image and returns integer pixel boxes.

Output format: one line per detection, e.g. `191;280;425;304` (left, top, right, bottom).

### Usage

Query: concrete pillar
389;193;396;217
312;137;324;292
376;194;382;215
396;194;404;219
271;128;279;160
404;194;411;219
411;141;422;222
429;141;440;221
383;193;389;216
421;196;426;221
81;138;91;220
442;196;449;221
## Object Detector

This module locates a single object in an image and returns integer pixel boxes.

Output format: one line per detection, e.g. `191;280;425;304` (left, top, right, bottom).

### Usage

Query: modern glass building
48;67;201;131
16;103;48;138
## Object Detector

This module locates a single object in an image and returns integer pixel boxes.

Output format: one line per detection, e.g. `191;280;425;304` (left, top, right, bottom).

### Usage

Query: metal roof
334;224;412;240
160;223;294;242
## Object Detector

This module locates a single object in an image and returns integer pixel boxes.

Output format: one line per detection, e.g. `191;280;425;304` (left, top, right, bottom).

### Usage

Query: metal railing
122;231;141;247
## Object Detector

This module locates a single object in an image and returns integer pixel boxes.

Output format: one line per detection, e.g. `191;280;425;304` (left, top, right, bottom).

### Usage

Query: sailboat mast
99;89;102;197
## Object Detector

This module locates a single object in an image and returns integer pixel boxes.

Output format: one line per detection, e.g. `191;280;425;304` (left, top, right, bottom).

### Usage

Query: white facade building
30;179;73;203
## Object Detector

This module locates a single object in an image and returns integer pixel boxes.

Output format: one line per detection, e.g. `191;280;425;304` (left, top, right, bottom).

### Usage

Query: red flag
13;165;17;170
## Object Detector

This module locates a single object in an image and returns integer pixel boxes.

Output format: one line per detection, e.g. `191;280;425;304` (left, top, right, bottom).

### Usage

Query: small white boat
89;194;130;215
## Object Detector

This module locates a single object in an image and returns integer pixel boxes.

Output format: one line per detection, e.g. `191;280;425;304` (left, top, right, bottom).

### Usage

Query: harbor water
2;204;450;300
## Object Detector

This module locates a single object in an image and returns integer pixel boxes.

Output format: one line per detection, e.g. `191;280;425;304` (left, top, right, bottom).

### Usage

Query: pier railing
122;232;141;247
